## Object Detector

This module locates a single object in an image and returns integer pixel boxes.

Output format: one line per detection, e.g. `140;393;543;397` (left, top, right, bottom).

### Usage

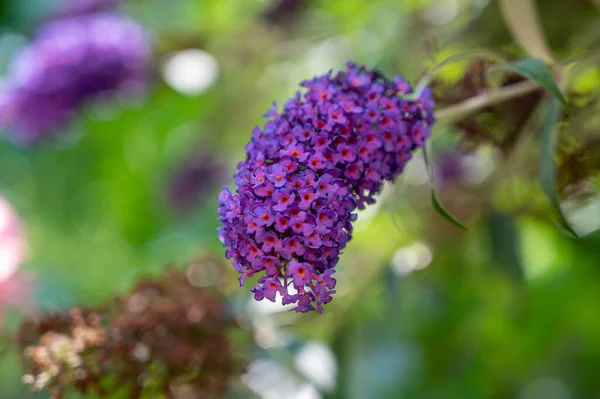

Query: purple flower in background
436;151;466;185
432;146;484;189
0;12;150;145
218;62;435;313
55;0;119;18
168;150;228;212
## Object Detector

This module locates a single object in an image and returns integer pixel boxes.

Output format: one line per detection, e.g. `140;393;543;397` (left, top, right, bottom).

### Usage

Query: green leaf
422;146;468;230
491;58;568;107
539;98;578;237
488;212;523;281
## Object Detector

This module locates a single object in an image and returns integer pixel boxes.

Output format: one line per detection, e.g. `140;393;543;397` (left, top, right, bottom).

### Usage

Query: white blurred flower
391;242;433;276
294;341;337;391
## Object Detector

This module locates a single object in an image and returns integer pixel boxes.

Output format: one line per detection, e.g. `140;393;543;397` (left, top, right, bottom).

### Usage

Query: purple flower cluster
0;11;149;145
218;63;434;313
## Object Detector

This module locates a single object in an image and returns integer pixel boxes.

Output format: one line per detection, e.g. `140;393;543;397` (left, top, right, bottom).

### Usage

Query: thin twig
498;0;555;62
434;80;541;122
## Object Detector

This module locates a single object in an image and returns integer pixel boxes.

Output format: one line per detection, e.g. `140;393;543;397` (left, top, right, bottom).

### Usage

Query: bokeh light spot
161;49;219;96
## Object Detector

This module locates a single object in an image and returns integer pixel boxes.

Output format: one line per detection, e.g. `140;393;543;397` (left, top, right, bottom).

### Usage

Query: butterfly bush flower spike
218;63;434;313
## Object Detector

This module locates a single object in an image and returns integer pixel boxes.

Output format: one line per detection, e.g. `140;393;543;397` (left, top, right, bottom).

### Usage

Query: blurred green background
1;0;600;398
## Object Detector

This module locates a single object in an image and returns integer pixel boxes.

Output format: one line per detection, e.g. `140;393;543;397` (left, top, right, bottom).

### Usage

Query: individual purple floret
218;62;434;313
0;13;149;145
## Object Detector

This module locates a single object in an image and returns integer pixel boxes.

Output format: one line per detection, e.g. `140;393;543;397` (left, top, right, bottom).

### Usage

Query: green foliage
540;98;578;236
1;0;600;398
491;57;568;107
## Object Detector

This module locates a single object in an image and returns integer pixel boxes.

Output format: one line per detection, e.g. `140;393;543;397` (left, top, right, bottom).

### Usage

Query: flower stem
434;80;541;122
498;0;555;63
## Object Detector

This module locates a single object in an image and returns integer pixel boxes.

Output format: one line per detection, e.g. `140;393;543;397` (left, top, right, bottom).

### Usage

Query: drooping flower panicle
218;62;434;313
0;12;149;144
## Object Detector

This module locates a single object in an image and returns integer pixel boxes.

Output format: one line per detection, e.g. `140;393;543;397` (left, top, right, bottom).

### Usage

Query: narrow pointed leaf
422;146;468;230
491;58;568;107
539;98;578;237
488;211;524;281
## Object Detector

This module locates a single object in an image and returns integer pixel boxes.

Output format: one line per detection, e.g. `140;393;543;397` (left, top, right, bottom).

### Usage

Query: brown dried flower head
19;269;249;399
